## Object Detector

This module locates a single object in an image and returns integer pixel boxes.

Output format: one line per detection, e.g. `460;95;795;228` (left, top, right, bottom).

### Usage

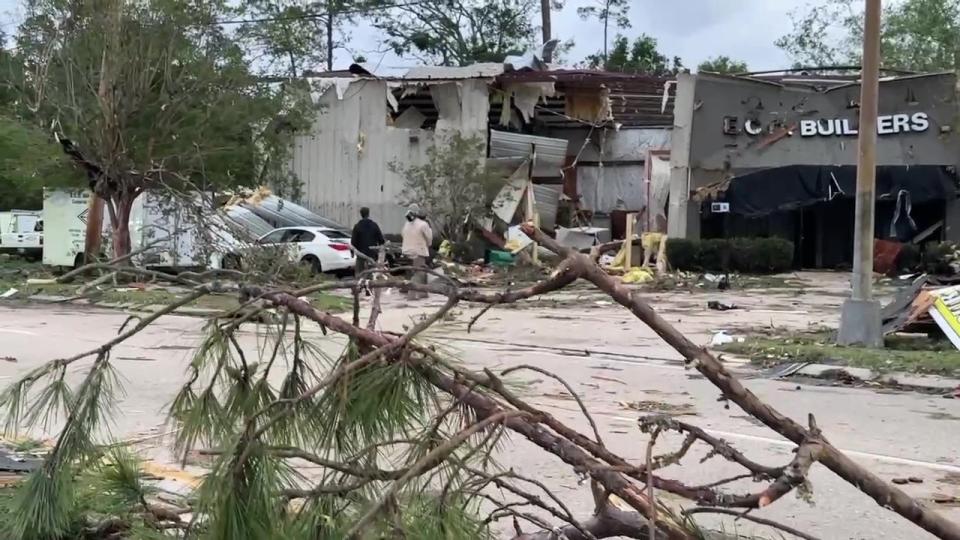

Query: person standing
351;206;385;277
401;203;432;300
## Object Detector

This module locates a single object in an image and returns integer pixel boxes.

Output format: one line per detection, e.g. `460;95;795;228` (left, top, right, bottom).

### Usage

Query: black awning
719;165;958;217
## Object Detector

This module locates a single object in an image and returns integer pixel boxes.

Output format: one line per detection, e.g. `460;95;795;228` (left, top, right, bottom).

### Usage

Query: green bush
666;237;794;274
664;239;700;271
698;239;730;271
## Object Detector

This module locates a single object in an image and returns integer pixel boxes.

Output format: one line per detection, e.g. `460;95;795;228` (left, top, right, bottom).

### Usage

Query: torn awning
710;165;958;217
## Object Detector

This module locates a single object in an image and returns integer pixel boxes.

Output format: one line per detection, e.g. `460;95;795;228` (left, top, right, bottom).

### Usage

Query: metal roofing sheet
489;130;568;178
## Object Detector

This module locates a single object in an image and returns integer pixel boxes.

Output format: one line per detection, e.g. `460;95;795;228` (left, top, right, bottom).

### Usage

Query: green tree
587;34;684;76
236;0;387;74
9;0;313;257
577;0;629;63
372;0;538;66
697;55;749;74
777;0;960;72
0;116;80;210
391;133;506;250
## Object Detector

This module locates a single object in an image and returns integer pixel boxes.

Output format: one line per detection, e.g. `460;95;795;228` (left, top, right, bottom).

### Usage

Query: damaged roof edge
823;70;957;92
698;70;957;93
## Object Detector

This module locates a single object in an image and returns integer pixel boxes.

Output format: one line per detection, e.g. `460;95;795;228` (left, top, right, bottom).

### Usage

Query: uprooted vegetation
0;226;958;540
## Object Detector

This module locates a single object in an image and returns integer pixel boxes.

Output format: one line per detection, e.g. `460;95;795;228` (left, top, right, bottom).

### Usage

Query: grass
0;257;350;314
717;331;960;377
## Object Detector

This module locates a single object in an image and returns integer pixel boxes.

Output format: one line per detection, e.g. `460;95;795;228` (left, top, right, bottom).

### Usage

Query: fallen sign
927;284;960;350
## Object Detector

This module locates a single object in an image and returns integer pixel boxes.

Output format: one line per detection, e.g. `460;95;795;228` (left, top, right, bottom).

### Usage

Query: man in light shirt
401;203;432;300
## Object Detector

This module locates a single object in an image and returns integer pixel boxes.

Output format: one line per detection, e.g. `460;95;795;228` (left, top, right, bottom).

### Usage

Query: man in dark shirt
351;206;385;276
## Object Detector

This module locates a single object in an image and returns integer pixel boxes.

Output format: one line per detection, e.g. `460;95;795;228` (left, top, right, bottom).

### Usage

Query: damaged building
668;71;960;268
289;62;675;236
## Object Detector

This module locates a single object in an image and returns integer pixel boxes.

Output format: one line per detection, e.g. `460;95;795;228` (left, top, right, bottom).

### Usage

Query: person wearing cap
401;203;432;300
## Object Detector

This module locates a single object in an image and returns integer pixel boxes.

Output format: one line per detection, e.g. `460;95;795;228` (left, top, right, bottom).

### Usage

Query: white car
256;226;355;274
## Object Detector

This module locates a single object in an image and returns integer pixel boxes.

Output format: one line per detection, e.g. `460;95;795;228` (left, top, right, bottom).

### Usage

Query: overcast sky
0;0;805;71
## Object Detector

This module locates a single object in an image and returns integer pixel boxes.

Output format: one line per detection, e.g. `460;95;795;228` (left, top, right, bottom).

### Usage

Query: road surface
0;272;957;539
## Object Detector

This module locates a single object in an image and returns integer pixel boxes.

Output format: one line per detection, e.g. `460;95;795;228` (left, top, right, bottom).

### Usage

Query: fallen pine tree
0;224;957;540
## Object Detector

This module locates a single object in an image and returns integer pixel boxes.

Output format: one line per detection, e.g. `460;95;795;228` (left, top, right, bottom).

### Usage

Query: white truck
42;189;102;267
0;209;43;258
43;188;251;269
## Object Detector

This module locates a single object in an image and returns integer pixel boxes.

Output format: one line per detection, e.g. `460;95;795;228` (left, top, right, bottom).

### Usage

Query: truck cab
0;210;43;258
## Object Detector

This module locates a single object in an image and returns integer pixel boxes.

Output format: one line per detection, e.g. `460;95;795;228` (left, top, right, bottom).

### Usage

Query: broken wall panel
564;87;611;123
532;184;562;230
489;130;569;178
552;127;671;162
292;79;435;235
431;80;490;138
647;151;671;232
577;165;646;215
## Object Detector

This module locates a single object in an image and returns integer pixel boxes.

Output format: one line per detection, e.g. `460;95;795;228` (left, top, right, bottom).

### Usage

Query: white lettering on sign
798;112;930;137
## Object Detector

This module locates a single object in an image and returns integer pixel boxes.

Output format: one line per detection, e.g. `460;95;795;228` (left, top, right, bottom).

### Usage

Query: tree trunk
84;194;105;263
110;193;136;260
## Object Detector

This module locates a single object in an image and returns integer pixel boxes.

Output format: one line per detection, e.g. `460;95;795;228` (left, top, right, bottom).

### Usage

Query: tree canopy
777;0;960;72
2;0;315;255
372;0;539;66
697;55;749;74
586;34;684;76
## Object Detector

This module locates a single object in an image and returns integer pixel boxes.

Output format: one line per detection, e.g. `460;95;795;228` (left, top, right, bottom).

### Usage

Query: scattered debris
621;267;654;284
0;288;17;299
591;375;627;385
0;356;15;363
618;400;697;416
707;300;739;311
710;331;742;346
541;391;577;401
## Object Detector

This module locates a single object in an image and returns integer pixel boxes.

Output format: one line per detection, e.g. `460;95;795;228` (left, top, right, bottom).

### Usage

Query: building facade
668;72;960;267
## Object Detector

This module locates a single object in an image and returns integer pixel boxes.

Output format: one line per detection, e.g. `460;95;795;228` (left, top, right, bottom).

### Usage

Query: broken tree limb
637;416;783;479
681;508;822;540
513;506;657;540
521;223;960;540
252;289;693;540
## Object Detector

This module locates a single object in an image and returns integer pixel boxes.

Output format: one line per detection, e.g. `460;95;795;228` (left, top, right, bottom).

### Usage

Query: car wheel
301;255;322;274
73;253;86;269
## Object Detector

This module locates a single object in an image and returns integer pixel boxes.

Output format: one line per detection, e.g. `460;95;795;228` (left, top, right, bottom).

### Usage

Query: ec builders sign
798;112;929;137
729;112;930;138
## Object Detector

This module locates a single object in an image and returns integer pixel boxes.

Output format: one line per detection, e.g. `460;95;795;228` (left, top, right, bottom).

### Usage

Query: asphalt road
0;274;958;539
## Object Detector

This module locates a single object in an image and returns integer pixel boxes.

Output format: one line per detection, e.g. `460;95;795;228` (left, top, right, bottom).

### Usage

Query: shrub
665;238;700;271
666;237;794;274
698;239;730;271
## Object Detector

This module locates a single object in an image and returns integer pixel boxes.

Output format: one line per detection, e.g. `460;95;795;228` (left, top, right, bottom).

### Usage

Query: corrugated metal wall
549;128;672;215
292;79;492;235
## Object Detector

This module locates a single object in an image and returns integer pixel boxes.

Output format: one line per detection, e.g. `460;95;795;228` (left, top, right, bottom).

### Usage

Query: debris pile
882;274;960;349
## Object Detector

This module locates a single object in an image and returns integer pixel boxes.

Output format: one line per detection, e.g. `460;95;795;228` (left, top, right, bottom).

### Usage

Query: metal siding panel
532;184;561;229
489;130;569;177
577;165;646;214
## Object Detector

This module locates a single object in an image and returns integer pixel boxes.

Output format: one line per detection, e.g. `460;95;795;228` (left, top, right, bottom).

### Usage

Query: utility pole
838;0;883;347
540;0;552;62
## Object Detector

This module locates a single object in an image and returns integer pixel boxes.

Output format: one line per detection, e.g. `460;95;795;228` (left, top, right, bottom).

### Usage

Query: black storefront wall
719;165;956;218
703;165;958;268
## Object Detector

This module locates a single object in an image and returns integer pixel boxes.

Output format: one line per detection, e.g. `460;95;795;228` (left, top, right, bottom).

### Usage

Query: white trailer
43;188;251;269
42;189;99;267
